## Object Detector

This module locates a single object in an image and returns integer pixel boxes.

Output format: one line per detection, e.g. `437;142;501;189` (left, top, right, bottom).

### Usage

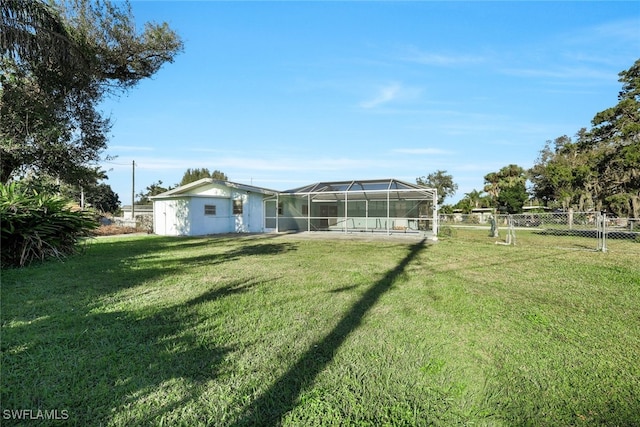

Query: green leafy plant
437;225;457;238
0;182;98;268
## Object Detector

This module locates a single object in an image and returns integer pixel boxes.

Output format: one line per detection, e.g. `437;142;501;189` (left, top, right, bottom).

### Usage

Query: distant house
121;204;154;220
151;178;438;238
470;207;494;224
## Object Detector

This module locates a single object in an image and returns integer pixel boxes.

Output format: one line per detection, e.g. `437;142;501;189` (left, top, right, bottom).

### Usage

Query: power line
102;160;131;166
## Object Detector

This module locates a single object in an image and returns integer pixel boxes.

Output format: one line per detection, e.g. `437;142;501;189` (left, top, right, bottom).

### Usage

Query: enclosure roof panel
283;178;436;201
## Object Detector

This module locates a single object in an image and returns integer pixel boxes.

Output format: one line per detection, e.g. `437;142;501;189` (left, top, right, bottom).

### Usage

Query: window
278;202;283;215
233;199;243;214
204;205;216;215
302;204;308;215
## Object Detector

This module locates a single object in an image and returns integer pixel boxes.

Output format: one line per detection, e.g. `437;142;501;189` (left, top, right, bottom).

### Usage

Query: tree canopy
136;180;171;205
453;189;491;214
180;168;228;186
528;59;640;217
482;164;528;213
19;170;120;213
0;0;183;184
416;170;458;205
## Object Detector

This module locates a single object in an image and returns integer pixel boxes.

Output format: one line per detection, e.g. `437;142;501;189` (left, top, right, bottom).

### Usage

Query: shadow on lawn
0;234;295;426
231;238;428;426
2;234;296;325
1;281;253;425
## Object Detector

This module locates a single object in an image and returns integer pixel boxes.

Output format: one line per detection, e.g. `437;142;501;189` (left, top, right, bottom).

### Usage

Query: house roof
151;178;279;199
150;178;436;202
282;178;436;202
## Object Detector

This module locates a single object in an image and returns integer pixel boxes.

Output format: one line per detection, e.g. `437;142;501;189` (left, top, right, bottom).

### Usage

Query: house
152;178;438;238
151;179;278;236
121;204;154;220
470;207;495;224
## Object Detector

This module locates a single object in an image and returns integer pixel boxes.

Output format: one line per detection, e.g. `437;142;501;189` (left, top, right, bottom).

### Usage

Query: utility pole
132;160;136;219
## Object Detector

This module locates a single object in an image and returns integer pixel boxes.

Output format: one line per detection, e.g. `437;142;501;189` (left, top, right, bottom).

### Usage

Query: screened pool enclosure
264;179;438;236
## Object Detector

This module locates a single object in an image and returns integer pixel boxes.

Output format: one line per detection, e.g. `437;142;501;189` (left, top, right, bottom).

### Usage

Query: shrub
437;225;457;238
0;183;98;268
136;214;153;233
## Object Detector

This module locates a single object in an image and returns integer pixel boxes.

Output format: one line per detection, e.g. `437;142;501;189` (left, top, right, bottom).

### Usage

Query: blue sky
99;1;640;205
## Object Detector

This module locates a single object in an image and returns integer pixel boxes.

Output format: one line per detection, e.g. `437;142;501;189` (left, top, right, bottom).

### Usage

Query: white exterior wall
153;185;268;236
153;198;191;236
190;197;232;235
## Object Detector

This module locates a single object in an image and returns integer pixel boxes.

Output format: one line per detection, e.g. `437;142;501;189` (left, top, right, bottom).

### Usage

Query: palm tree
464;189;485;209
1;0;76;67
483;172;500;206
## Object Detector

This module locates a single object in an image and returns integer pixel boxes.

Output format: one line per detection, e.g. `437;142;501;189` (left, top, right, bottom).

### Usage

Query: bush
0;183;98;268
136;214;153;233
438;225;457;238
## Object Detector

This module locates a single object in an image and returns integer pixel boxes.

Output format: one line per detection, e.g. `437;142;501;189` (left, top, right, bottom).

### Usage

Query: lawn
1;230;639;426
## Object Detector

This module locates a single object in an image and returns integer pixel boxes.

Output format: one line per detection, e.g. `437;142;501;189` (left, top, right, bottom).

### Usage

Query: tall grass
1;230;639;426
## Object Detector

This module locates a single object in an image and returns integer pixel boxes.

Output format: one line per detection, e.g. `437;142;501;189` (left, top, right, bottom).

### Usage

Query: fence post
568;208;574;230
597;212;608;252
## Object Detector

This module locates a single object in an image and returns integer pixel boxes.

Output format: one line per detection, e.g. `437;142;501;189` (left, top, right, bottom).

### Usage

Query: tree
483;172;500;204
0;0;183;184
589;59;640;217
529;135;583;210
74;183;120;213
484;164;528;211
497;182;528;214
528;59;640;217
19;170;121;213
180;168;228;186
416;170;458;205
136;180;170;205
464;189;489;210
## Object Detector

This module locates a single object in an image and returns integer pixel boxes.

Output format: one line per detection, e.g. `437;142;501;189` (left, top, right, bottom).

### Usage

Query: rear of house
151;178;437;239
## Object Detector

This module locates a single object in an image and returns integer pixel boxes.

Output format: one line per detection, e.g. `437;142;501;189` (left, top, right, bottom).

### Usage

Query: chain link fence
439;211;640;252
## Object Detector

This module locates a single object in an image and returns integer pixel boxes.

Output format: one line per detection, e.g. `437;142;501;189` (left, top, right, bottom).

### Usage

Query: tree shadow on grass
1;234;295;331
327;284;361;293
230;239;428;426
1;234;295;425
186;277;279;308
1;277;276;426
175;241;297;268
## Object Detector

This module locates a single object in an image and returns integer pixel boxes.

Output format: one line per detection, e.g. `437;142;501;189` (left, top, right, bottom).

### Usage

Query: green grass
1;230;639;426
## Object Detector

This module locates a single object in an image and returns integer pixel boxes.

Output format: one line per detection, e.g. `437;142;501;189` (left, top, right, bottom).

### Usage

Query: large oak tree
529;59;640;217
0;0;183;185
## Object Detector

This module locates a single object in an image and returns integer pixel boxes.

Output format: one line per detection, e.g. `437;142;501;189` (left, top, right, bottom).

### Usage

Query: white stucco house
151;179;278;236
151;178;438;238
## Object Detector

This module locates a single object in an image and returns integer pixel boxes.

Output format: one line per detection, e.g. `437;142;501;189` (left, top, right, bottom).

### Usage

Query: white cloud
359;82;403;109
358;82;424;110
571;18;640;47
108;154;390;174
